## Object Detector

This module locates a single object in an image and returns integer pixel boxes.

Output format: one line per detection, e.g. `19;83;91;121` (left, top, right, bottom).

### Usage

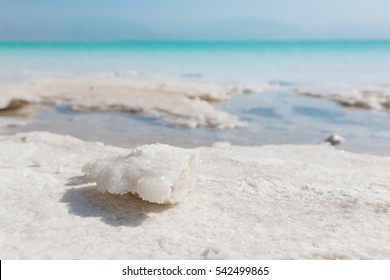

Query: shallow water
5;89;390;156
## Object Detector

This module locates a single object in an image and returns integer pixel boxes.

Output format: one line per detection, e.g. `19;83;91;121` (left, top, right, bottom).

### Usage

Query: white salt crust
296;87;390;113
1;132;390;259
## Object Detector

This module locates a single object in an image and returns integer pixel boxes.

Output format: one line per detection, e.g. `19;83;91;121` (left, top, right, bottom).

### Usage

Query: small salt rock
82;144;199;204
323;134;345;146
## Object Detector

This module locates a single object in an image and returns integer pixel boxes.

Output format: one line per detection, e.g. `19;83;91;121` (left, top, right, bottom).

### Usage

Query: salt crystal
82;144;199;204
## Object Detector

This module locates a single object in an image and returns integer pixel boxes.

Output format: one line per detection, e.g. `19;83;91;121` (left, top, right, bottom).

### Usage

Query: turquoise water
1;40;390;84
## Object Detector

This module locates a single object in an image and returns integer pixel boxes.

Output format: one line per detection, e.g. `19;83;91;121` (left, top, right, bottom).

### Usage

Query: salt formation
295;87;390;113
323;134;345;146
0;76;279;129
82;144;199;204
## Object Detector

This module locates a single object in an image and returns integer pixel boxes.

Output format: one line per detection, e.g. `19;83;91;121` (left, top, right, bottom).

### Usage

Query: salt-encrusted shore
295;86;390;114
0;76;275;129
1;132;389;259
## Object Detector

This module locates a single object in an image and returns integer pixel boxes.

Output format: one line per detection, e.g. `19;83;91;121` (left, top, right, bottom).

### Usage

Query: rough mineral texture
1;132;390;259
83;144;199;204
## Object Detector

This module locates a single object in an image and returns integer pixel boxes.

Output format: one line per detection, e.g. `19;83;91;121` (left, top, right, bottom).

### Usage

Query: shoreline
0;75;276;129
1;75;390;156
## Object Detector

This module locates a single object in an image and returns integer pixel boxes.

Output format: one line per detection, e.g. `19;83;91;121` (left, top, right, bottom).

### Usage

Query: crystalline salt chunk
82;144;199;204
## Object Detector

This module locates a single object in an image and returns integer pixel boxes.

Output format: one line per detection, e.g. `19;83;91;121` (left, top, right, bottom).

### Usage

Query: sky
1;0;390;40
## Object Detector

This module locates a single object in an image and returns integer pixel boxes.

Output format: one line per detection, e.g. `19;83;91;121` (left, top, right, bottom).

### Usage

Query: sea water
1;41;390;154
1;41;390;84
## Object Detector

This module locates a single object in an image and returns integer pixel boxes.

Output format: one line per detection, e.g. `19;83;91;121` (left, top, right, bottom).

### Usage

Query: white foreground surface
0;132;390;259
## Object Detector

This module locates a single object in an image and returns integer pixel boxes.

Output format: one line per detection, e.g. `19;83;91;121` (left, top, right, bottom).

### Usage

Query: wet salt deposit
295;86;390;113
0;76;276;129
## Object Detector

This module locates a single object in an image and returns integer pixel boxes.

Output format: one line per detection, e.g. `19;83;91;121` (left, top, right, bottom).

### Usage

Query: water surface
1;40;390;155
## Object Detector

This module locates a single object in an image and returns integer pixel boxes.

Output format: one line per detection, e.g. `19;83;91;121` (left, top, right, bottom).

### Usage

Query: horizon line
2;38;390;44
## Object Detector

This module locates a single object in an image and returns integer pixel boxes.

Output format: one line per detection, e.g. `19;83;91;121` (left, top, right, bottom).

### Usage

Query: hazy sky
1;0;390;40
